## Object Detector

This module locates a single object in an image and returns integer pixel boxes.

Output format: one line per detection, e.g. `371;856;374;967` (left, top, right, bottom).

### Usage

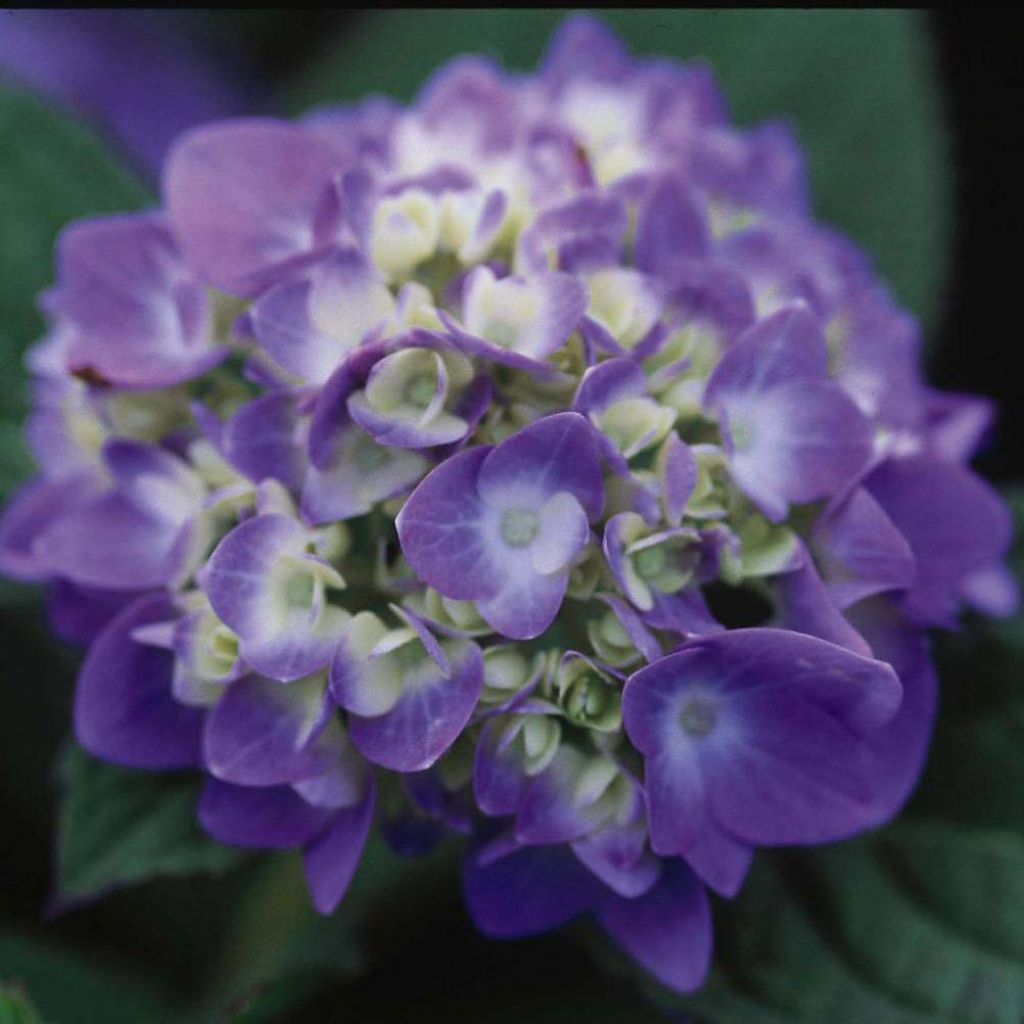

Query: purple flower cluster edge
1;15;1016;995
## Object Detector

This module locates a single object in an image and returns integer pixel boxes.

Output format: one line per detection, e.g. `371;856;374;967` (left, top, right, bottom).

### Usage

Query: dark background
0;9;1021;1023
930;10;1022;483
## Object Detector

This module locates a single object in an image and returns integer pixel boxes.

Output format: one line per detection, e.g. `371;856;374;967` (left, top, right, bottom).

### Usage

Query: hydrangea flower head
1;15;1016;995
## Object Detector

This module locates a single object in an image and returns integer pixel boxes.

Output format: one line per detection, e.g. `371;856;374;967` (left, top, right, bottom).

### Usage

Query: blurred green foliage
0;934;172;1024
0;984;45;1024
55;746;246;907
1;11;1020;1024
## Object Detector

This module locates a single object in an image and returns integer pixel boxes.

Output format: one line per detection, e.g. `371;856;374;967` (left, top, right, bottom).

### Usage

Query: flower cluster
1;16;1016;993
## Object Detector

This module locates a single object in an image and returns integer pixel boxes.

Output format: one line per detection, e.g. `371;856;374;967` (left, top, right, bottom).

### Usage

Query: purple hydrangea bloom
1;14;1016;995
396;412;603;639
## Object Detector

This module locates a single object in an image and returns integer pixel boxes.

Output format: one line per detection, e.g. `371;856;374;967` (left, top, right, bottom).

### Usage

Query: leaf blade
55;744;246;906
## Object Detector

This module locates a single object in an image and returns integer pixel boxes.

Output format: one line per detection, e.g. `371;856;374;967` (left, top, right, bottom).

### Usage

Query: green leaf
634;835;988;1024
0;933;172;1024
667;853;941;1024
0;984;45;1024
641;818;1024;1024
911;704;1024;832
219;974;326;1024
0;87;149;499
807;826;1024;1024
193;834;454;1022
55;745;246;905
286;10;950;328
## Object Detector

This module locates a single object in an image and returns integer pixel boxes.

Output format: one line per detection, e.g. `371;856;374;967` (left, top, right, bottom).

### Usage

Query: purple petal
57;213;226;388
623;628;904;850
74;593;202;769
301;423;428;524
348;640;483;772
404;768;474;834
250;249;393;385
660;434;698;525
572;827;662;900
395;446;495;601
812;487;916;609
706;693;890;846
301;94;398;162
663;259;755;344
597;594;663;664
414;55;516;155
476;412;604;520
461;267;587;361
473;717;531;817
394;604;450;674
476;563;570;642
596;860;713;994
223;391;308;493
48;580;144;647
442;313;567;378
772;543;872;656
540;14;632;90
515;746;607;846
578;315;627;360
23;373;100;479
203;513;345;681
0;473;98;582
865;455;1015;626
347;393;470;450
463;840;603;938
203;674;335;787
38;446;202;591
332;165;374;247
704;303;828;405
516;192;628;275
717;222;870;324
924;391;995;462
833;286;923;429
961;564;1020;619
643;588;724;638
204;513;306;636
573;356;645;418
692;121;809;216
639;729;705;856
164;118;343;295
198;778;334;849
305;340;389;468
292;724;371;810
634;175;708;277
603;512;645;608
842;596;938;830
302;780;376;913
398;417;599;638
680;817;753;899
720;379;873;522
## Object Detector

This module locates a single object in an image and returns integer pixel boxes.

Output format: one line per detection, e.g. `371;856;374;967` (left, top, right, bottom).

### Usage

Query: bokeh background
0;10;1021;1023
